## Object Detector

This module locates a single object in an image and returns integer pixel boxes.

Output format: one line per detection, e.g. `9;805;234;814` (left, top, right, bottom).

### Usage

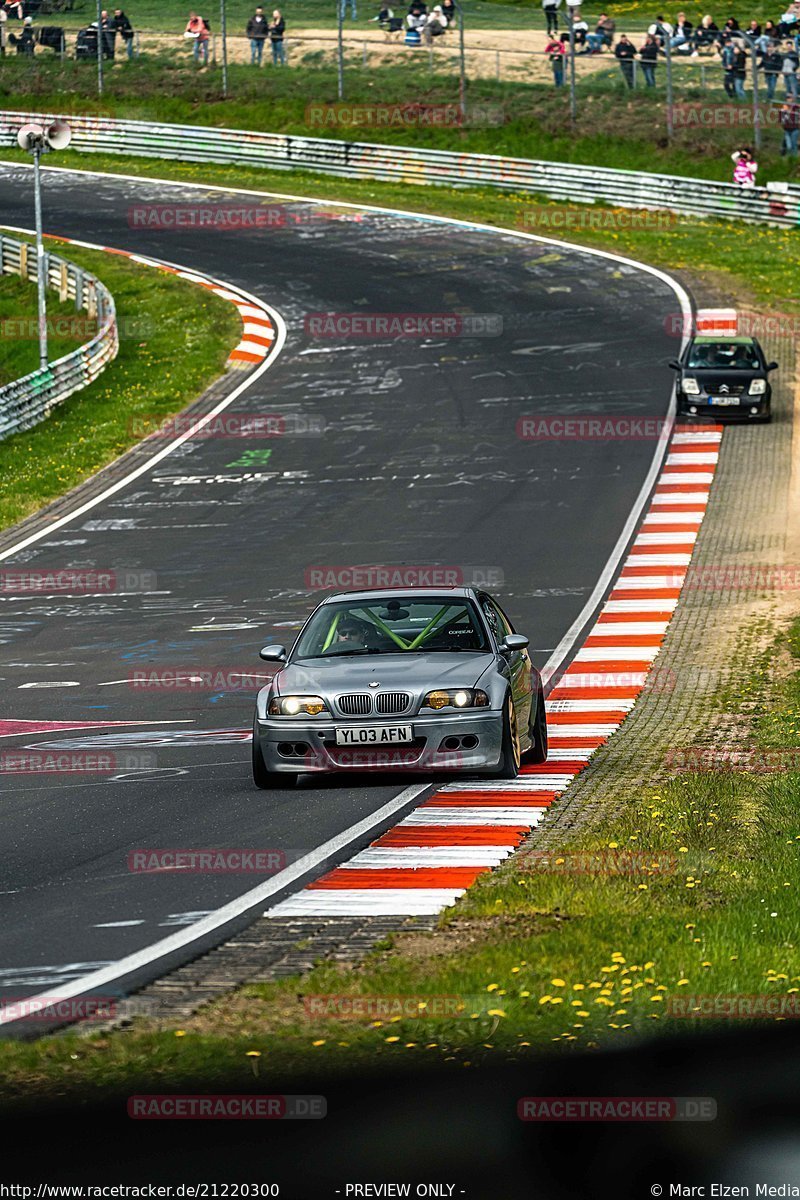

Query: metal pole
32;146;47;371
220;0;228;96
457;0;465;121
96;0;103;95
744;33;761;150
663;23;673;140
568;9;576;123
337;0;344;99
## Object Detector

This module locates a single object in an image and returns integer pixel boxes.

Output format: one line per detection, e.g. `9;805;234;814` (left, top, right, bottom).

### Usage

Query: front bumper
678;392;770;421
255;710;504;773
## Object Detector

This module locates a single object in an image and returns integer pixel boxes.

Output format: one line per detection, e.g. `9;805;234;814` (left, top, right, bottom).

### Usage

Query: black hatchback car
669;336;778;423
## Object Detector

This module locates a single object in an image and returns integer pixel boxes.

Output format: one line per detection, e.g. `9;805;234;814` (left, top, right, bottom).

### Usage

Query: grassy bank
0;57;797;182
0;236;240;530
1;617;797;1103
0;272;83;385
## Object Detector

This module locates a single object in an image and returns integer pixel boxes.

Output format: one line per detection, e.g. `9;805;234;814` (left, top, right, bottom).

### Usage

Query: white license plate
710;396;740;406
335;725;413;745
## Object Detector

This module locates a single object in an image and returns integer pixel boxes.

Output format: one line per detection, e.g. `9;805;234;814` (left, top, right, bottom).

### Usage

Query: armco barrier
2;109;800;227
0;230;117;441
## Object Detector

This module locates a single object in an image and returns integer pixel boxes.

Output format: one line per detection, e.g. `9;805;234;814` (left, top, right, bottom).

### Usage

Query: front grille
337;693;372;716
705;383;746;396
375;691;411;715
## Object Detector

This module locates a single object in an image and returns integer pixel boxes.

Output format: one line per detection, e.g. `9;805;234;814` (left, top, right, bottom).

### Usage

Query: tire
527;685;548;765
491;697;520;780
252;726;298;790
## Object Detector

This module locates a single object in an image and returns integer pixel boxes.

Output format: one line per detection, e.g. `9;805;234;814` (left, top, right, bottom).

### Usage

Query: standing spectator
780;99;800;153
639;32;660;85
782;38;799;93
247;6;268;63
586;12;614;52
731;147;757;186
0;7;6;56
542;0;560;36
615;32;636;85
184;12;209;63
113;9;133;58
14;14;35;53
723;40;747;97
545;32;565;83
269;8;285;63
670;11;693;49
761;40;783;97
340;0;356;18
4;0;23;18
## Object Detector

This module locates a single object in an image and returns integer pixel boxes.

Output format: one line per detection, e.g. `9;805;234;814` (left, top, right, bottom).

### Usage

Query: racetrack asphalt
0;165;683;999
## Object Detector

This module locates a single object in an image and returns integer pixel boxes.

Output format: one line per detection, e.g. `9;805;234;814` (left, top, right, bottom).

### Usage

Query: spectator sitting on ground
406;4;426;30
760;19;780;46
371;4;403;30
570;15;588;45
585;12;615;52
744;19;761;39
722;15;740;37
649;14;672;45
424;3;447;39
778;3;800;35
10;15;35;53
692;14;720;54
670;11;693;49
440;0;455;24
113;8;133;58
615;31;636;85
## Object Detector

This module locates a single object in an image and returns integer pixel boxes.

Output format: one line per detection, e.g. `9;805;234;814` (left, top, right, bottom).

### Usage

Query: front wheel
252;726;298;790
490;698;520;779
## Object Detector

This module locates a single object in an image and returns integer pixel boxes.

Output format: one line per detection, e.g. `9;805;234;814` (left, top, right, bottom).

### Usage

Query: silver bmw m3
251;587;547;788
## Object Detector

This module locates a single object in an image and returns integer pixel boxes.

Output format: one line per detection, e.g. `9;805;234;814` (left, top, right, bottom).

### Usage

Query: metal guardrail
1;109;800;230
0;230;118;441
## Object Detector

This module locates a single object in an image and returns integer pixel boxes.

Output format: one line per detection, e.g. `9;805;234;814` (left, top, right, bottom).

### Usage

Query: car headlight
749;378;767;395
268;695;328;716
422;689;490;710
682;378;700;395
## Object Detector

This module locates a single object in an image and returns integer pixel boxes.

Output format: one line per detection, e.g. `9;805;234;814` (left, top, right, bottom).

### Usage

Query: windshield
293;597;491;659
686;341;760;370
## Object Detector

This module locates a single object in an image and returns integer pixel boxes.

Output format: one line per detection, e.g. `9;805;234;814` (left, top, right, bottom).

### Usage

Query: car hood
274;652;497;694
685;368;763;390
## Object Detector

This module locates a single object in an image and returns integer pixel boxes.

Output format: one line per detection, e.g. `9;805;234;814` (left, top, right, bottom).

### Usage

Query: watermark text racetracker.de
304;564;504;589
0;995;119;1022
518;207;677;231
128;668;272;692
304;312;503;339
665;309;800;340
128;848;287;874
127;1094;326;1119
305;101;505;127
128;412;326;439
517;1096;716;1121
0;751;156;775
517;415;668;441
0;568;157;593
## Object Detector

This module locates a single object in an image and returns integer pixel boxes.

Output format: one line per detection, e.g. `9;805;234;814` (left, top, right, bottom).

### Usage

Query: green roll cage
319;604;471;654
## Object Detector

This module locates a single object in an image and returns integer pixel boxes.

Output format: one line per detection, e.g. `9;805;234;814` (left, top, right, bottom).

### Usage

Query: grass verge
0;235;240;530
1;57;798;182
0;272;83;385
1;617;799;1105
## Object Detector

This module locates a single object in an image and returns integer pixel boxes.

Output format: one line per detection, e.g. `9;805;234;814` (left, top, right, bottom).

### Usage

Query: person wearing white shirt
542;0;561;36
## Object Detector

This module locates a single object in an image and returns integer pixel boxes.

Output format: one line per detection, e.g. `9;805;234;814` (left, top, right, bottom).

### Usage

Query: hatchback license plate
710;396;740;406
336;725;412;745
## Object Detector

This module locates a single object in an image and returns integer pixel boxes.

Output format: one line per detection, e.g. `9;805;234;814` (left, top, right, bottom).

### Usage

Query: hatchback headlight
268;695;328;716
422;689;489;710
749;378;767;395
682;378;700;395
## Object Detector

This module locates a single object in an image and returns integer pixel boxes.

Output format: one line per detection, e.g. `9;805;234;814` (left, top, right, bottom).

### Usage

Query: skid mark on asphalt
265;425;723;918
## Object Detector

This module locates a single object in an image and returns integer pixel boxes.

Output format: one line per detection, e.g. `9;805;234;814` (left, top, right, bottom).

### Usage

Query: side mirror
259;644;287;662
668;358;682;370
500;633;529;654
766;361;779;372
